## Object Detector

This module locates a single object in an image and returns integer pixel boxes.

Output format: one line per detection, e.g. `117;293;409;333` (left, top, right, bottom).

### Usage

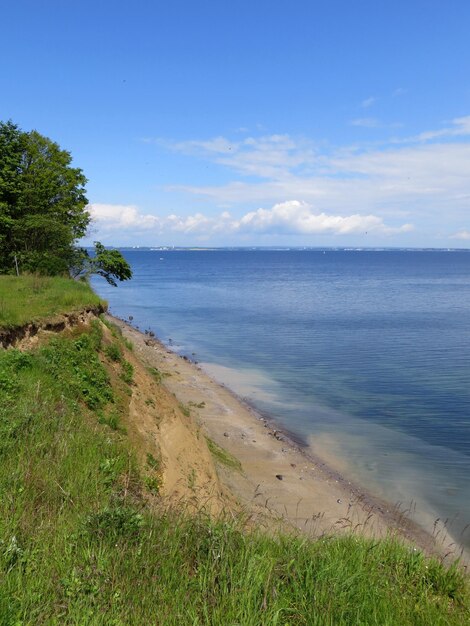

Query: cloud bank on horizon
86;115;470;247
89;200;413;238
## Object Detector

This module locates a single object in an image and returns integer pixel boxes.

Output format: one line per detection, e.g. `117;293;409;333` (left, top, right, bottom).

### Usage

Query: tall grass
0;322;468;624
0;275;104;328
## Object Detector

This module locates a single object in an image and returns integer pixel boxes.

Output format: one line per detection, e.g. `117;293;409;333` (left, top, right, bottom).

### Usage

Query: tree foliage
0;120;89;274
0;120;131;285
72;242;132;287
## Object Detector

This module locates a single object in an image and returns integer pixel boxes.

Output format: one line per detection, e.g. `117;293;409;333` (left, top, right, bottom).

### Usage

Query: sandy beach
109;314;445;555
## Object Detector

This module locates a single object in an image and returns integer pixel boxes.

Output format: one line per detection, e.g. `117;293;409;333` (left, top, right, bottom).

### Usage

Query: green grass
0;322;468;624
147;365;163;383
120;359;134;385
179;402;191;417
0;275;104;328
104;342;122;362
206;436;243;471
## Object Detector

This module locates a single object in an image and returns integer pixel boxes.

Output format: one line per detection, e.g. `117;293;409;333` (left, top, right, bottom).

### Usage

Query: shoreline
195;365;445;553
108;314;460;560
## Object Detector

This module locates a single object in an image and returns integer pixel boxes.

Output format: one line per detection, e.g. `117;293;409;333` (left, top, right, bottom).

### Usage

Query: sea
92;249;470;549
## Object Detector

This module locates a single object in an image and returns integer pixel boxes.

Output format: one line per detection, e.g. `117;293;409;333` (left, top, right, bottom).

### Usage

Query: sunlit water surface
93;249;470;547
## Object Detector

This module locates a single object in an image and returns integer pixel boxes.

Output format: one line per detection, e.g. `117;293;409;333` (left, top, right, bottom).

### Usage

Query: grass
104;342;122;362
0;308;469;622
206;436;243;471
120;359;134;385
179;402;191;417
0;275;104;328
189;400;206;409
147;365;163;383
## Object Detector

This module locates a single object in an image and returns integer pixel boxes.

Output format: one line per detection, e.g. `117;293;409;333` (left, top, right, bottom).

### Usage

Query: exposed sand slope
109;315;438;552
100;323;227;514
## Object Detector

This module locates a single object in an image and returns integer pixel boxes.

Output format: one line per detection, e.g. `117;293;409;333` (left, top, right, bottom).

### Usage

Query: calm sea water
92;249;470;546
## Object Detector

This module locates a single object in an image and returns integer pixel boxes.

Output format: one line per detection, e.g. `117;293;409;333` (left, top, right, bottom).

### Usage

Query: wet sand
110;315;446;555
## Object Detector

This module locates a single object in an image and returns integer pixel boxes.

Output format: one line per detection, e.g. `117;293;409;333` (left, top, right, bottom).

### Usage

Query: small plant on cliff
120;359;134;385
105;343;122;362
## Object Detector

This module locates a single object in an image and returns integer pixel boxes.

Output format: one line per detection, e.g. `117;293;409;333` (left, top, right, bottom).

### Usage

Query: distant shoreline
89;246;470;252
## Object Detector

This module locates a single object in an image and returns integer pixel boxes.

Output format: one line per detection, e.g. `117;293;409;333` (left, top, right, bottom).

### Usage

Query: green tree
0;120;89;274
0;121;23;259
71;242;132;287
0;120;132;285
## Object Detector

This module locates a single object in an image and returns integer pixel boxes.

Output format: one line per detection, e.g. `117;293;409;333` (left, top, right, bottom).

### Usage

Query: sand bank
109;315;443;554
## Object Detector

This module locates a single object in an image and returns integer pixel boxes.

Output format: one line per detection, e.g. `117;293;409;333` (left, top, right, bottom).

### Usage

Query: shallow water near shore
92;249;470;548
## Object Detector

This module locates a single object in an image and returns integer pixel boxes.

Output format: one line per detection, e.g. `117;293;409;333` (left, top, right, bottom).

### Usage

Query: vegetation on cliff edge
0;275;104;329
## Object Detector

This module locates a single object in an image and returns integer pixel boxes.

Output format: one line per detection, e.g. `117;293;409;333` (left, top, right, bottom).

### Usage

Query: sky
2;0;470;247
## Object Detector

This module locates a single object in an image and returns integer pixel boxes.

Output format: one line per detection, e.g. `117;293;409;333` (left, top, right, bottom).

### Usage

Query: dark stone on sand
275;474;284;481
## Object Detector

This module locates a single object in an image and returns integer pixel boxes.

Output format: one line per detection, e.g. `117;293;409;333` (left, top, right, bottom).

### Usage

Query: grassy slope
0;275;104;328
0;278;468;624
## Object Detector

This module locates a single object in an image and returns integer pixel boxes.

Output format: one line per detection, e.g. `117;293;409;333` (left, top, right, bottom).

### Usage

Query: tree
0;121;27;273
0;120;131;285
0;121;89;274
71;242;132;287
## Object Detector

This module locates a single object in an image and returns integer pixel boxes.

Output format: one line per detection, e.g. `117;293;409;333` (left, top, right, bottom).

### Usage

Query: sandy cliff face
114;326;227;513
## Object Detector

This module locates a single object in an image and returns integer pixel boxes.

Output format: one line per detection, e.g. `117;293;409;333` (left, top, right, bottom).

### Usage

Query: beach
109;314;447;557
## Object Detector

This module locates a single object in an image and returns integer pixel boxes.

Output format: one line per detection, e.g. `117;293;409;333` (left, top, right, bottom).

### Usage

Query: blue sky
2;0;470;247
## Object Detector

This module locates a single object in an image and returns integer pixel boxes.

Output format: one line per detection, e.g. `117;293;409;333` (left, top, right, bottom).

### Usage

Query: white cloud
170;136;235;155
396;115;470;144
136;116;470;245
361;97;377;108
234;201;412;236
418;116;470;140
160;134;317;179
88;203;232;236
168;138;470;227
451;229;470;240
88;204;160;229
88;201;412;238
350;117;380;128
165;212;228;233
